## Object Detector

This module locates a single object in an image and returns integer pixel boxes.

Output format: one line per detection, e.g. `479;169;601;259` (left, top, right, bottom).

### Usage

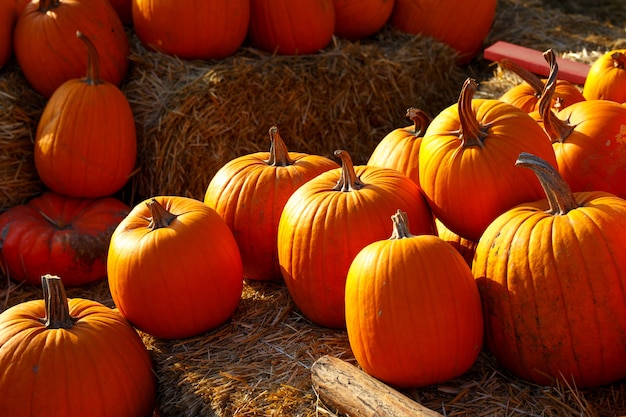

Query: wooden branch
311;355;444;417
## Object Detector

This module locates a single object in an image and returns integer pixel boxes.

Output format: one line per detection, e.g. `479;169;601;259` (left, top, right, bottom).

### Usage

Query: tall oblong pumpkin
473;152;626;388
34;31;136;198
278;149;436;329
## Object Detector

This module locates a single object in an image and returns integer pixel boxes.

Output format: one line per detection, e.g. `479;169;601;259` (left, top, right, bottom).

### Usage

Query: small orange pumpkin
583;49;626;103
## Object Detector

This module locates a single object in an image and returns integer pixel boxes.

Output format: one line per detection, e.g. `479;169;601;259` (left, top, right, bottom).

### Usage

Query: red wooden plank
483;41;590;85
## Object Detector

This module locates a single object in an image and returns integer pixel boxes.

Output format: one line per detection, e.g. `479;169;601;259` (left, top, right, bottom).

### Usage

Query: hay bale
122;29;466;204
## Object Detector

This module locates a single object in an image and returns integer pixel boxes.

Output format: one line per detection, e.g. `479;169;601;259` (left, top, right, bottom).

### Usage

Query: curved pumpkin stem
332;150;365;192
264;126;294;167
406;107;431;137
515;152;579;215
40;274;76;329
611;51;626;69
76;31;103;86
389;210;415;240
499;58;544;96
147;198;178;230
37;0;60;12
458;78;488;148
538;50;576;143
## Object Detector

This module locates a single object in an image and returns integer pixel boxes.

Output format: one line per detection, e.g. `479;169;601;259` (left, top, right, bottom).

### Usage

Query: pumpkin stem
611;51;626;69
458;78;488;148
264;126;295;167
332;150;365;192
37;0;60;12
538;49;576;143
76;31;103;86
40;274;77;329
406;107;431;137
389;210;415;240
515;152;580;215
147;198;178;230
499;58;545;95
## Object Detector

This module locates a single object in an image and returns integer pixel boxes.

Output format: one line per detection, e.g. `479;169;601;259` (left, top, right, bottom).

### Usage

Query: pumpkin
536;49;626;199
0;0;15;68
435;218;477;267
473;152;626;388
0;274;156;417
132;0;249;60
13;0;128;98
109;0;132;25
34;31;137;198
0;191;130;287
248;0;335;55
390;0;497;64
418;77;557;242
107;196;244;339
583;49;626;103
333;0;394;41
367;107;430;187
204;126;339;281
345;210;483;388
278;149;436;329
498;57;585;114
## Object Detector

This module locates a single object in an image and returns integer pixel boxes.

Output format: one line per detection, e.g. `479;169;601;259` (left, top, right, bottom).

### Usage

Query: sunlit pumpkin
583;49;626;103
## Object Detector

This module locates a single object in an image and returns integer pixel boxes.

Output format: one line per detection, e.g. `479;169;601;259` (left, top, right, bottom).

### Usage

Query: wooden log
311;355;444;417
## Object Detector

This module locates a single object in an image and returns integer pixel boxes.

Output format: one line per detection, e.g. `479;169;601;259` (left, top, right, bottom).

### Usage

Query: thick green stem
538;49;576;143
515;152;579;215
147;198;178;230
332;150;364;192
76;31;103;86
264;126;294;167
458;78;488;148
405;107;431;137
40;274;76;329
389;210;415;240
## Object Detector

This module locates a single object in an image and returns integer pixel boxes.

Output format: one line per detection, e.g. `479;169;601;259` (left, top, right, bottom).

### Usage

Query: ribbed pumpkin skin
13;0;128;98
473;191;626;388
0;192;130;286
204;145;338;281
583;49;626;103
34;59;137;198
132;0;249;59
107;196;244;339
0;294;155;416
418;80;557;242
346;232;483;388
390;0;496;64
248;0;335;55
277;161;436;329
500;80;585;114
333;0;394;40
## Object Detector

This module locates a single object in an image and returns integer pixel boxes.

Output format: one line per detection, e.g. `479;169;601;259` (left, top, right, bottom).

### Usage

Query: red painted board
483;41;590;85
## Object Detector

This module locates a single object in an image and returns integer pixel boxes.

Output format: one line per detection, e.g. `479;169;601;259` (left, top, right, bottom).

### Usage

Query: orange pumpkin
435;218;477;267
473;152;626;388
418;77;557;242
107;196;244;339
34;31;136;198
333;0;394;40
583;49;626;103
248;0;335;55
345;210;483;388
132;0;249;59
0;0;15;68
204;126;339;281
13;0;128;98
390;0;497;64
109;0;132;25
278;150;436;329
0;275;156;417
367;107;430;187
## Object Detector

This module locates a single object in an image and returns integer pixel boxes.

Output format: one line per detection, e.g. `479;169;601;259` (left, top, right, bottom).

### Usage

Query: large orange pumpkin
13;0;128;98
345;210;483;388
248;0;335;55
0;191;130;287
333;0;394;40
473;152;626;388
278;150;436;329
0;275;156;417
107;196;244;339
583;49;626;103
418;77;557;242
132;0;249;59
390;0;497;64
34;31;137;198
204;126;338;281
